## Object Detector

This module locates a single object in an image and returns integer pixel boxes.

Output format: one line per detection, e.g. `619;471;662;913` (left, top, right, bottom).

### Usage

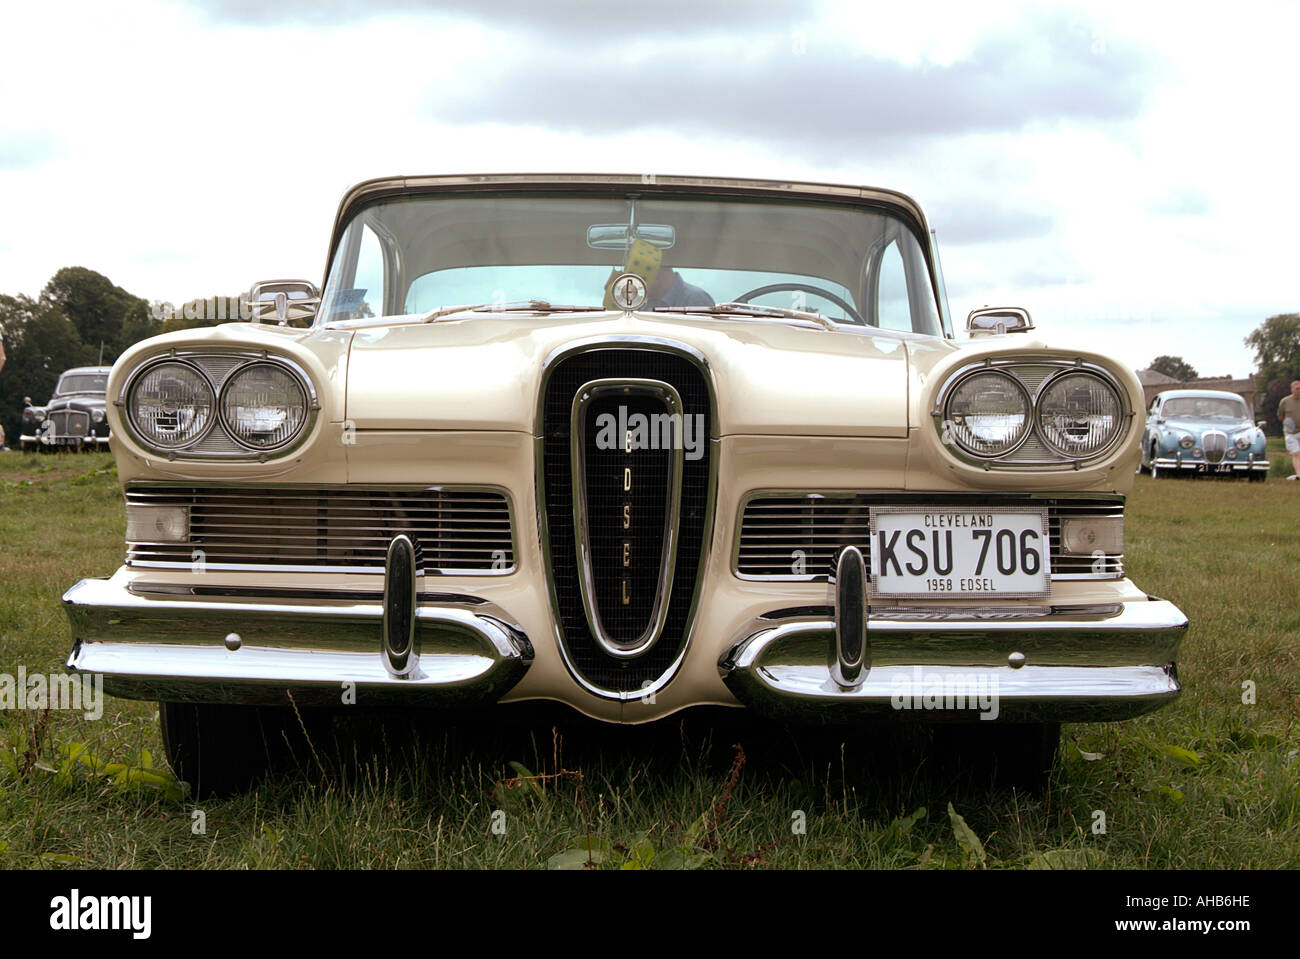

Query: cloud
417;10;1152;159
1148;185;1211;217
190;0;800;36
928;202;1055;245
0;132;58;170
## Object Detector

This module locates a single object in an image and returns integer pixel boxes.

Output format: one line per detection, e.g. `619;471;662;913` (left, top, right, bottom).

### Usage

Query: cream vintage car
63;173;1188;795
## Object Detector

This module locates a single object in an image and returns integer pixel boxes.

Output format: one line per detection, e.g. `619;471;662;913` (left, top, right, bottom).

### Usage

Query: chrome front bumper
1152;454;1268;472
719;598;1188;723
63;575;533;707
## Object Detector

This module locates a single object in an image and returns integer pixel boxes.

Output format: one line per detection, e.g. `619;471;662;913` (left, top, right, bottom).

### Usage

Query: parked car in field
62;174;1188;796
1141;389;1268;480
20;366;112;451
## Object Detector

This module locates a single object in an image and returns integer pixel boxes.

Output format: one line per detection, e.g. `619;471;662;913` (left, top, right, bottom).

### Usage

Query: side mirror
23;396;32;407
248;279;321;326
1257;420;1267;429
966;306;1033;336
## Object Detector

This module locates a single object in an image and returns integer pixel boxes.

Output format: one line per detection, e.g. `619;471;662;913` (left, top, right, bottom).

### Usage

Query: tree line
0;267;237;447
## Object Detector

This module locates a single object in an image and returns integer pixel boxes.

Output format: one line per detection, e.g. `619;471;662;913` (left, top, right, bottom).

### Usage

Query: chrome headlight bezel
123;359;219;451
118;351;318;459
933;358;1132;468
218;360;312;453
1035;369;1126;459
941;370;1034;458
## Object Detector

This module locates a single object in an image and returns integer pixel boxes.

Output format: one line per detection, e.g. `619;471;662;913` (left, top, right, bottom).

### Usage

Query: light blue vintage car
1141;389;1268;480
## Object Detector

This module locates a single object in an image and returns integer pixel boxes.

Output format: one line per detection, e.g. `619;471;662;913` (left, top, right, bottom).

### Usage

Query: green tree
1149;355;1198;382
1244;313;1300;434
0;295;87;446
40;266;157;365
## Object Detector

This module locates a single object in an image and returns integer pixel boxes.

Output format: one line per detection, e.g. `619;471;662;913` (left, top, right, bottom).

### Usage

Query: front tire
932;722;1060;794
160;701;330;798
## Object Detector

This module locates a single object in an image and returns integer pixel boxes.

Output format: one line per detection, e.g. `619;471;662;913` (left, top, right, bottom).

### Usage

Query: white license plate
868;508;1050;598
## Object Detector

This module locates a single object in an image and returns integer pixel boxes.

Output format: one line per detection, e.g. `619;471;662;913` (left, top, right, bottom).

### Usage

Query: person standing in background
1279;380;1300;480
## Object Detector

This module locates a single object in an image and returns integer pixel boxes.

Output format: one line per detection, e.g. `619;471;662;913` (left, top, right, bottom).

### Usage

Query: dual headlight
943;368;1126;461
126;359;310;454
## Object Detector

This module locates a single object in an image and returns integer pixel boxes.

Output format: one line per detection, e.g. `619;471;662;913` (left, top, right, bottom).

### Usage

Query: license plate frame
867;506;1051;599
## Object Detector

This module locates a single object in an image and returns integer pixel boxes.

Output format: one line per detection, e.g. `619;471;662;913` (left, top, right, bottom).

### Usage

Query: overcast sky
2;0;1295;377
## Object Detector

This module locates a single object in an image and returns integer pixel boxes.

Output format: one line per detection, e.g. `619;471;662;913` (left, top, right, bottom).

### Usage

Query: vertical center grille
542;348;712;694
572;382;683;655
1202;430;1228;463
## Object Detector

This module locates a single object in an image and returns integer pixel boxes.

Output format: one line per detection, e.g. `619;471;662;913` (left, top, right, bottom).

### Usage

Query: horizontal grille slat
126;485;514;573
737;494;1123;580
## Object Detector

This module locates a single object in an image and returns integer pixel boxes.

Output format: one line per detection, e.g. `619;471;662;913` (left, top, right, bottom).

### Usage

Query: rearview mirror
248;279;321;326
586;224;676;250
966;306;1034;336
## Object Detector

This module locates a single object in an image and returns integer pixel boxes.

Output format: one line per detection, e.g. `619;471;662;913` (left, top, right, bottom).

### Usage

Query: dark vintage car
20;366;113;451
1140;389;1268;480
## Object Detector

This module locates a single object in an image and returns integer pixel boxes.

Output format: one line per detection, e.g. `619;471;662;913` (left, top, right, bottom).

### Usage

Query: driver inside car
602;238;714;310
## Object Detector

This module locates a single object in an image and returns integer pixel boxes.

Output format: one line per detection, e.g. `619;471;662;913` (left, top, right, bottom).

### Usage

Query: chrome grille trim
1202;430;1228;464
50;410;91;437
125;485;515;575
735;492;1124;581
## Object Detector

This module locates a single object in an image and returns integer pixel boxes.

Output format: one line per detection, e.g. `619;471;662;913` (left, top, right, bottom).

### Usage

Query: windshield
56;373;107;394
318;192;944;334
1162;397;1248;420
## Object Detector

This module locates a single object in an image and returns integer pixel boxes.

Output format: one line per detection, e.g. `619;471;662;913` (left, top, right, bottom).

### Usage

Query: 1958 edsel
62;173;1188;795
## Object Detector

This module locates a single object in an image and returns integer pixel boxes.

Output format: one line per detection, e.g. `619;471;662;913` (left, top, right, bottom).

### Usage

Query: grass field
1;450;1297;870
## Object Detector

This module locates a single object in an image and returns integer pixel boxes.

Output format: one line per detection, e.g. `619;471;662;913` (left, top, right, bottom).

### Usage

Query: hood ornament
611;273;647;312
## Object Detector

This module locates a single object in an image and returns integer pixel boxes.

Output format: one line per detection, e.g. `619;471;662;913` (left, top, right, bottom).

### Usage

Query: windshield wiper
652;302;836;329
421;300;606;323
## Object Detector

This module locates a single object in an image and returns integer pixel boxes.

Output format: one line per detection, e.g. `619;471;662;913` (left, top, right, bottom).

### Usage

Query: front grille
50;410;90;437
1202;430;1228;464
126;486;514;573
578;391;677;645
542;349;712;693
736;494;1123;580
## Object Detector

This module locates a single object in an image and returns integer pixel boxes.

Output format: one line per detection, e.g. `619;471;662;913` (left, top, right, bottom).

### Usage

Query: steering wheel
732;282;867;326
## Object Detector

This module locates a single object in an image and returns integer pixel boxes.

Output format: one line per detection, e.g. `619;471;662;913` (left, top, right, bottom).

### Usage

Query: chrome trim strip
570;378;684;658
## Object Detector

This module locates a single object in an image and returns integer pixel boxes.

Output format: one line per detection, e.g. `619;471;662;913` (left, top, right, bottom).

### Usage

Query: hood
343;312;914;437
47;394;107;413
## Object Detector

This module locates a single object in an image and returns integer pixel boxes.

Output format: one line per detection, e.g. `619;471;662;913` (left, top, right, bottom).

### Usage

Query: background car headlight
92;410;105;424
128;361;216;449
1179;435;1194;449
944;371;1031;456
1234;433;1252;450
220;362;309;450
1036;372;1123;458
